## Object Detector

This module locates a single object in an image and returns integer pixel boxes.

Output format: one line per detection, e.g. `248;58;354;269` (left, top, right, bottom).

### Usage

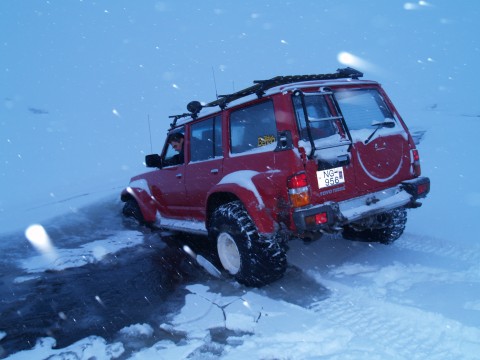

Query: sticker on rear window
317;167;345;189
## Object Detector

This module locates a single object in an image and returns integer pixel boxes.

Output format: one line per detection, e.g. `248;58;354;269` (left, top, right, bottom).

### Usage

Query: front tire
122;198;147;225
209;201;287;287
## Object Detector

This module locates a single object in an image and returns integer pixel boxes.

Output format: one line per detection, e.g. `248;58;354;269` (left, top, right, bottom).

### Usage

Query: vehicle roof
168;67;379;130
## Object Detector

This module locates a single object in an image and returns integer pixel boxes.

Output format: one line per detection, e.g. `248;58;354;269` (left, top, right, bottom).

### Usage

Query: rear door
222;100;280;212
185;115;223;220
334;87;411;194
292;91;353;201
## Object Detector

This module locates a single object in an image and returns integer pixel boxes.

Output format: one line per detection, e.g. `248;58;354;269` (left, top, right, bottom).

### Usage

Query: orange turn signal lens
289;187;311;208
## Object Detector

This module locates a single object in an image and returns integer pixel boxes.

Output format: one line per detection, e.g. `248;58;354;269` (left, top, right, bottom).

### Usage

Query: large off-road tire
209;201;287;287
122;198;147;225
342;208;407;245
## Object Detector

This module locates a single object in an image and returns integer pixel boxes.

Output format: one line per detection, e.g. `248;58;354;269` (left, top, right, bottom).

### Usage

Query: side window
190;116;222;162
230;100;277;154
163;128;185;166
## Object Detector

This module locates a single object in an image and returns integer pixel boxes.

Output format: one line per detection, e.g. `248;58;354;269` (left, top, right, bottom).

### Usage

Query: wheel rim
217;232;241;275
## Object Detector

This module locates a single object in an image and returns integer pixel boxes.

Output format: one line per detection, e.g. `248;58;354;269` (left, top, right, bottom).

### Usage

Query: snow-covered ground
2;1;480;359
3;109;480;359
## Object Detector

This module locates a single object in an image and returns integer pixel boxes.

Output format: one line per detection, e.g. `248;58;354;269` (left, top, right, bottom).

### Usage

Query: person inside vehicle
164;132;184;166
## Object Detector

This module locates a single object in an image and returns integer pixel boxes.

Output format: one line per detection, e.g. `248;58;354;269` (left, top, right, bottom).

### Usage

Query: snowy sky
0;1;479;230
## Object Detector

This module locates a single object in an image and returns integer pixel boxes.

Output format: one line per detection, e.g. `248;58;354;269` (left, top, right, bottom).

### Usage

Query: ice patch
118;323;154;338
129;339;205;359
329;262;378;277
18;230;144;275
13;275;41;284
162;284;354;358
6;336;124;360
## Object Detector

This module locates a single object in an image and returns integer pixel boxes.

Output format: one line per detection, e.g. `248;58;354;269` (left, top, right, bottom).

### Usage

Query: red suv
121;68;430;286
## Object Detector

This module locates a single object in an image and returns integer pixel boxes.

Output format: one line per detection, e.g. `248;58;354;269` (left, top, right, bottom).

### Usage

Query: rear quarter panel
218;147;303;234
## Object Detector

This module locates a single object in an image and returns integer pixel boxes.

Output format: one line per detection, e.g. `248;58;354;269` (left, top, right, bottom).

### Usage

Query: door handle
176;173;182;178
210;168;219;174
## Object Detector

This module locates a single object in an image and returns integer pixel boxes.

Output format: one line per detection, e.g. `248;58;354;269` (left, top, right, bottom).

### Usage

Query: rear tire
209;201;287;287
342;208;407;244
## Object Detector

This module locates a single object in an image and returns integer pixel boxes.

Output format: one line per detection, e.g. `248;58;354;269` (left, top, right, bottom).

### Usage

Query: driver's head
169;133;184;152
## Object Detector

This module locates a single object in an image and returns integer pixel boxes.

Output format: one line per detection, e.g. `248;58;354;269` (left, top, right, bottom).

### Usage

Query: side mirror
145;154;162;168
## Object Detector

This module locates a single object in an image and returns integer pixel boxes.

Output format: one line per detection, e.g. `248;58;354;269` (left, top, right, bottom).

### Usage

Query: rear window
229;100;277;154
334;89;394;130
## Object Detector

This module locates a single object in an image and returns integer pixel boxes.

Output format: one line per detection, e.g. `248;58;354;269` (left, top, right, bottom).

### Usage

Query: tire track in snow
308;276;480;360
397;232;480;265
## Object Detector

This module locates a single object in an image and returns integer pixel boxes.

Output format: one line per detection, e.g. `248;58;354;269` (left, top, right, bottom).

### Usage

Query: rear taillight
412;149;420;162
287;172;311;208
305;212;329;227
411;149;421;177
417;182;429;195
287;172;308;188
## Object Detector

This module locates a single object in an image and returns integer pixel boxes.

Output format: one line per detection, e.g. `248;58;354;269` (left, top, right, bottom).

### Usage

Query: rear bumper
293;176;430;232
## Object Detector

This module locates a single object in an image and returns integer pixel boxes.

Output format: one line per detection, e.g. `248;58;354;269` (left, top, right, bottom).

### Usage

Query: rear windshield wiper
364;119;395;144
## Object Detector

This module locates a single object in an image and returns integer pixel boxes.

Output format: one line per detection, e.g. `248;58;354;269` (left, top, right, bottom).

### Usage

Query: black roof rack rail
204;67;363;110
168;113;192;128
168;67;363;127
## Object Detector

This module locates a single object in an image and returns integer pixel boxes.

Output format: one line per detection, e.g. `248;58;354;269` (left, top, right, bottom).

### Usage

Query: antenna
211;66;218;99
147;114;153;153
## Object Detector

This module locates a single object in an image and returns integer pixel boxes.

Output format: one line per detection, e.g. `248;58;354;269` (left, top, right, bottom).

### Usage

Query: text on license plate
316;166;345;189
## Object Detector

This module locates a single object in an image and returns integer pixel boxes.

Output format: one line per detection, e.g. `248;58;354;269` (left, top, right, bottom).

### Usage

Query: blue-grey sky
1;1;479;232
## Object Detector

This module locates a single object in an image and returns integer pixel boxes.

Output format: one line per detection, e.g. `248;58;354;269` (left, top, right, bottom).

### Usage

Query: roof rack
169;67;363;127
168;113;192;128
208;67;363;110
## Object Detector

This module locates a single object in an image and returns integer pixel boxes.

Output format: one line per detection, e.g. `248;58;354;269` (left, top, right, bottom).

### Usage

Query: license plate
317;166;345;189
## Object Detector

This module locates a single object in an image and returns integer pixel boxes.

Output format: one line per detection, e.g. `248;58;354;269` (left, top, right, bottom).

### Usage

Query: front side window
163;128;185;166
230;101;277;154
190;116;222;162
